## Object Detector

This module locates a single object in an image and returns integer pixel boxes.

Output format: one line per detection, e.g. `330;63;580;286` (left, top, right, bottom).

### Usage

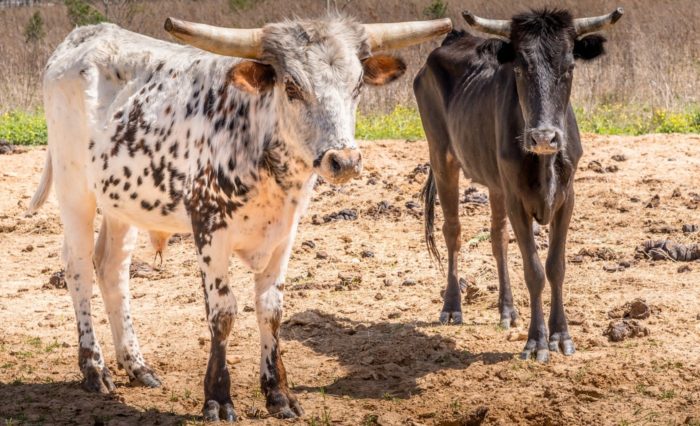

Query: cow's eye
285;82;304;102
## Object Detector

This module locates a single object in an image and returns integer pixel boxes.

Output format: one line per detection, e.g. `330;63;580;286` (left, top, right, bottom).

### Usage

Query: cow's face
495;12;607;155
230;20;406;184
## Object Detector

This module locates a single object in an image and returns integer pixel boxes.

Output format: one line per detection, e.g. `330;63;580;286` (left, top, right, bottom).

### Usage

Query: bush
0;111;48;145
423;0;448;19
24;11;45;44
65;0;107;27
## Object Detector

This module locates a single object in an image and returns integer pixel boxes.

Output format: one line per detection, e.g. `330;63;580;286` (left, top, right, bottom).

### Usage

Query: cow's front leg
194;227;237;422
507;198;549;362
545;189;575;355
255;238;304;418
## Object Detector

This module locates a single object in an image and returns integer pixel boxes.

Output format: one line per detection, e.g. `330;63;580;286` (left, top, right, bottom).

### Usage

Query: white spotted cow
27;15;451;421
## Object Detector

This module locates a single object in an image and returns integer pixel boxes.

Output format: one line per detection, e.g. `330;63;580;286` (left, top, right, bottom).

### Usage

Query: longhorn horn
462;11;511;38
363;18;453;51
164;17;263;59
574;7;624;36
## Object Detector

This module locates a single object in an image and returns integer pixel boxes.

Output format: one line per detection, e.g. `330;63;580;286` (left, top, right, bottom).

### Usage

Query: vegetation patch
1;105;697;146
0;111;47;146
356;105;426;141
575;104;700;135
356;104;700;140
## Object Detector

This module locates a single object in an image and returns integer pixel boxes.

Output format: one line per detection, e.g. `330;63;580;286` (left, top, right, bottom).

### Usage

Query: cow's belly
88;145;192;233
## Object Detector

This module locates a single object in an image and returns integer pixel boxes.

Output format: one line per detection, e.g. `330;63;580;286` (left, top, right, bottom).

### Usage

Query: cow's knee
442;221;461;252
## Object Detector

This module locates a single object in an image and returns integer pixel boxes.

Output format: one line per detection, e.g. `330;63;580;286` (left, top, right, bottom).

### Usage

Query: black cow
414;8;623;362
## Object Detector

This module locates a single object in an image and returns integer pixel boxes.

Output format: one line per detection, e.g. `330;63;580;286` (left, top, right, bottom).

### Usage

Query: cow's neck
203;89;313;203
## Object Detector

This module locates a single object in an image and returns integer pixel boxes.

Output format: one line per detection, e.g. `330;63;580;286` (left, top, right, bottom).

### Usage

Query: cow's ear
362;55;407;86
229;61;276;94
574;34;607;61
496;41;516;64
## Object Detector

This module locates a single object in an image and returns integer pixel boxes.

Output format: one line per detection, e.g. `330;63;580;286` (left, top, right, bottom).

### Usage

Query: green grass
1;104;698;146
356;104;700;140
0;110;47;145
356;105;426;141
575;104;700;135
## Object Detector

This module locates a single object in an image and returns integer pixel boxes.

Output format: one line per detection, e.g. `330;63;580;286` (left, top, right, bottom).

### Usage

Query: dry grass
0;0;698;114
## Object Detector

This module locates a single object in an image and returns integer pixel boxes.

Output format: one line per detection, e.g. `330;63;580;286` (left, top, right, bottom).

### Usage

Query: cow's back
414;31;512;188
42;24;245;233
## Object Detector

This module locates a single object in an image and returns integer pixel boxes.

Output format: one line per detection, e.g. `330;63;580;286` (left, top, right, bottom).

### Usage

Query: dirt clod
682;224;698;233
587;160;604;173
461;187;488;204
365;201;402;220
645;194;660;208
129;260;155;278
0;140;26;155
611;154;627;162
637;239;700;261
321;208;358;223
578;247;618;261
574;385;605;401
44;270;66;289
608;298;656;320
604;320;650;342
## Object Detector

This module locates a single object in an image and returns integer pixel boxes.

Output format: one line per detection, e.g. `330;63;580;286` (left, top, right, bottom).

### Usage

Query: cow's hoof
520;340;549;363
439;311;463;325
132;366;162;388
203;400;237;422
267;391;304;419
499;308;518;329
82;365;116;394
549;334;576;356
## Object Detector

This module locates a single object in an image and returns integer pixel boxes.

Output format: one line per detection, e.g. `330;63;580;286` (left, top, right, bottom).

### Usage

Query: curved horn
462;11;511;38
164;17;263;59
574;7;624;36
363;18;452;51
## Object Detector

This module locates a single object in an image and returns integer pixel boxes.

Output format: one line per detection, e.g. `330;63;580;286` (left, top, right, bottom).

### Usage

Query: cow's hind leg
193;228;236;422
60;202;115;392
255;238;303;418
94;216;161;387
545;189;576;355
489;191;518;328
506;199;549;362
432;151;463;325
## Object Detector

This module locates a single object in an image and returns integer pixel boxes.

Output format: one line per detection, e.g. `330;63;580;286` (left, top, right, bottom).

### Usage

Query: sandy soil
1;134;699;425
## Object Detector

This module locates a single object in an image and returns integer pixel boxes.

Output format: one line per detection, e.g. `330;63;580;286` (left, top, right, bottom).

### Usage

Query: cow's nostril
330;155;342;173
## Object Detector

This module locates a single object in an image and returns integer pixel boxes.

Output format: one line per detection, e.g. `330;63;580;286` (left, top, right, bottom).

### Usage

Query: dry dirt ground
1;135;699;425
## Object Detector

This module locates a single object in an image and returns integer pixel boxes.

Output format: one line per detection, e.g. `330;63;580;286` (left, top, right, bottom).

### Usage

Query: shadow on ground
283;310;512;399
0;381;191;425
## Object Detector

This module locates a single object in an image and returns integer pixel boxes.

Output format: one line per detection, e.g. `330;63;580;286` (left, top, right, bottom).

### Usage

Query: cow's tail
421;168;442;267
25;151;52;215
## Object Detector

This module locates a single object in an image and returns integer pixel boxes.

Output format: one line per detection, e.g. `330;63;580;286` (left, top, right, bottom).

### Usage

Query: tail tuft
421;168;442;267
25;151;53;216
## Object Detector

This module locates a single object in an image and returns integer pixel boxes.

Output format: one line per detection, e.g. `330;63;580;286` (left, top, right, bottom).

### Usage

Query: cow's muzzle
526;127;562;155
316;148;362;184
